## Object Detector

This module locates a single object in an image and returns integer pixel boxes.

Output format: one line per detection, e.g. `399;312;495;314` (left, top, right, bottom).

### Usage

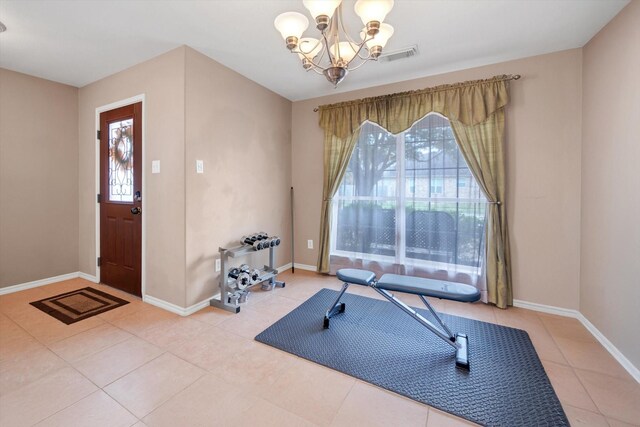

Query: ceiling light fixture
274;0;394;87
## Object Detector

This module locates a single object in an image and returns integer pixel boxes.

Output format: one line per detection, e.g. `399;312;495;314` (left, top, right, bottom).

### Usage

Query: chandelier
274;0;394;87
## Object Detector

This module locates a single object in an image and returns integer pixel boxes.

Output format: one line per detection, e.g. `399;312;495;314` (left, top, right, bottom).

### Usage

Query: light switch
307;239;313;249
215;259;221;272
152;160;160;174
196;160;204;174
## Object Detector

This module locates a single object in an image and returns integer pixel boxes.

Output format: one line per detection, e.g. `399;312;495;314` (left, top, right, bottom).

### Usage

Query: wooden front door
99;102;142;296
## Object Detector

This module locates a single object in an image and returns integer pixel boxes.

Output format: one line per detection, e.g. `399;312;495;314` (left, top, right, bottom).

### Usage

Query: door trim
95;94;146;298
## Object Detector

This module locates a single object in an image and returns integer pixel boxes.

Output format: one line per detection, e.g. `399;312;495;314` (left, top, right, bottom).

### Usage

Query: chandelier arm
291;37;325;61
290;46;333;73
337;6;357;45
305;55;334;72
355;42;374;60
346;57;375;72
314;46;328;65
345;42;371;68
321;30;337;66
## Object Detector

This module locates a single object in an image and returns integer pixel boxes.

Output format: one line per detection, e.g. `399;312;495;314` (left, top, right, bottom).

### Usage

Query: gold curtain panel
316;74;515;308
318;75;513;139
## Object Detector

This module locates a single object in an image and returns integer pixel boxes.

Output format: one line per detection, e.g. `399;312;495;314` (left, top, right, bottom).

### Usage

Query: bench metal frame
324;280;471;369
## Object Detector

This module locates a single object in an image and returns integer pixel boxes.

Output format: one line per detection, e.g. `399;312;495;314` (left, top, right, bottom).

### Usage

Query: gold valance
318;75;513;139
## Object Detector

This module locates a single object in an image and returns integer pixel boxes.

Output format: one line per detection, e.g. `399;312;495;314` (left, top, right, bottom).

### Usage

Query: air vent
378;45;419;63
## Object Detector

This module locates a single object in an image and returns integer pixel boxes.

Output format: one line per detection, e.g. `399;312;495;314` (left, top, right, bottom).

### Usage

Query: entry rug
30;287;129;324
255;288;568;427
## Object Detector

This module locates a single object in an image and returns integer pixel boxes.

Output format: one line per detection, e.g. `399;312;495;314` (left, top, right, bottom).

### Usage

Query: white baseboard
145;262;298;316
142;294;213;317
513;299;580;318
0;272;80;295
514;299;639;383
575;312;640;383
278;262;317;273
78;272;99;283
277;263;293;273
291;263;317;272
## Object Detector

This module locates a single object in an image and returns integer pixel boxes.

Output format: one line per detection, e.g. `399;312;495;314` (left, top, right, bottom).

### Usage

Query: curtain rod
313;74;521;112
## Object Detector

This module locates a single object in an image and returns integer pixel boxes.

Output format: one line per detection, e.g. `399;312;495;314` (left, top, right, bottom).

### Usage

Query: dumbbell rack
209;243;285;313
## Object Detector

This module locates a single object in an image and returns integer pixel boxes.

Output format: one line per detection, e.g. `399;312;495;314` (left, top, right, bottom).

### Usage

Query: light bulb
329;41;360;64
297;38;324;60
354;0;394;25
274;12;309;43
361;23;394;49
302;0;341;20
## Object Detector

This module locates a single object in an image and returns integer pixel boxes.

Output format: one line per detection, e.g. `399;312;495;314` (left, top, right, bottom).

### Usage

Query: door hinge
97;194;102;203
97;257;101;267
97;130;101;140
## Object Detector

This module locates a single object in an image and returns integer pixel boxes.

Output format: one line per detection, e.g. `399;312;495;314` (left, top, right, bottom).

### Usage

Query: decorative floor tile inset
30;287;129;324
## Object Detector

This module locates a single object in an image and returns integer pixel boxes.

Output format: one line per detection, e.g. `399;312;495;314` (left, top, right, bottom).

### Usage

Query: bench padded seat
377;274;481;303
336;269;376;286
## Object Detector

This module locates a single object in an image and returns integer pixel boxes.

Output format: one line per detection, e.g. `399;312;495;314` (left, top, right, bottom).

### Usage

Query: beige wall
184;48;292;307
76;45;292;308
0;69;79;287
581;1;640;367
292;49;584;309
78;47;187;306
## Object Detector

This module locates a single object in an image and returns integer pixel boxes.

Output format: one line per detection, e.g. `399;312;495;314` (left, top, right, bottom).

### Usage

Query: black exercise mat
255;288;568;427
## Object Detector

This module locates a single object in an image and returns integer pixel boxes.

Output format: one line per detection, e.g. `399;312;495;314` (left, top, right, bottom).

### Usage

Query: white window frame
329;113;487;275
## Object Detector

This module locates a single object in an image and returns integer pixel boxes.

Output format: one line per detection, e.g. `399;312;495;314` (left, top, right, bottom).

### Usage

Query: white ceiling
0;0;629;101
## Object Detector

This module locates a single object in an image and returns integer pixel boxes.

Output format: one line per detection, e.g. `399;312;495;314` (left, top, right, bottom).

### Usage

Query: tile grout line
134;362;208;423
535;311;610;419
536;310;637;383
31;388;141;427
98;351;167;390
46;323;134;365
326;379;358;426
536;313;632;424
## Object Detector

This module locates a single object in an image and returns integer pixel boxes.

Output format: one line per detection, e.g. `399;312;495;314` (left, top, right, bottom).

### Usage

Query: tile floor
0;270;639;426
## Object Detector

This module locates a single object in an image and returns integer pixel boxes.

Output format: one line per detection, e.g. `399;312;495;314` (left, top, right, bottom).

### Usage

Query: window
108;119;134;202
331;114;487;273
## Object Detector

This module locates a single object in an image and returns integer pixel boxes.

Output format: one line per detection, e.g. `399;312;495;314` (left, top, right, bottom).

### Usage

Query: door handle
131;207;141;215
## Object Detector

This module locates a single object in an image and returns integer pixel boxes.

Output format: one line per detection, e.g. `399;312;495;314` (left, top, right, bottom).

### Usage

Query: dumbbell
235;272;251;290
239;291;250;304
269;236;281;246
249;268;261;285
261;237;273;247
236;264;260;284
241;235;265;250
228;267;241;279
227;292;241;304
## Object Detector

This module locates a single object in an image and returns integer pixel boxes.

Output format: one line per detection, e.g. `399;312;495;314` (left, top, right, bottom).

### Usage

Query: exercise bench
323;269;481;369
